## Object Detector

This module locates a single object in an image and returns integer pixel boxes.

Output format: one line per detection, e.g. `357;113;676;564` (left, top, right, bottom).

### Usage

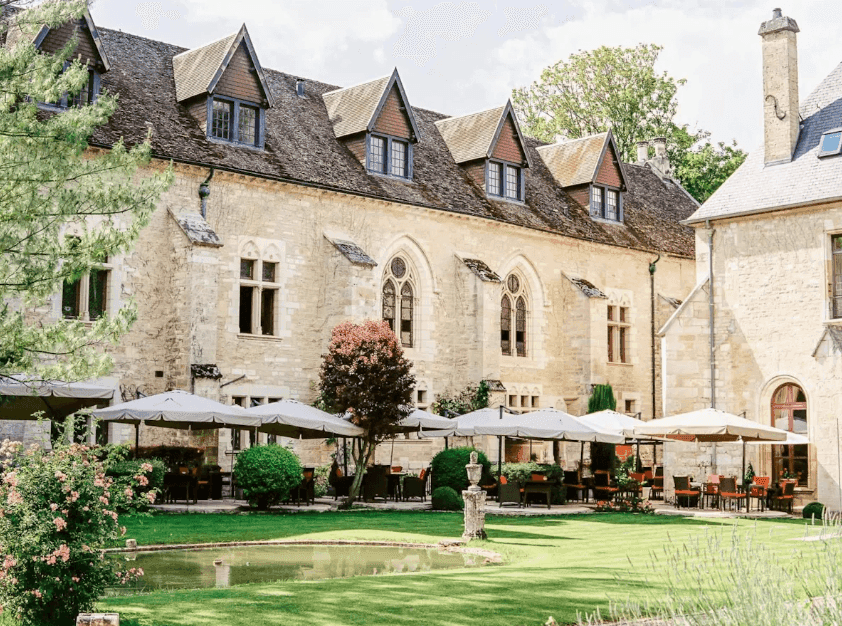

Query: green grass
102;512;813;626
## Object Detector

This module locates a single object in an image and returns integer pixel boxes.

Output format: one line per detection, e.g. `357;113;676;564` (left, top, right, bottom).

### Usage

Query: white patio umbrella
399;408;454;432
633;408;789;479
92;390;260;430
247;399;364;439
580;410;667;472
746;432;809;445
0;375;115;422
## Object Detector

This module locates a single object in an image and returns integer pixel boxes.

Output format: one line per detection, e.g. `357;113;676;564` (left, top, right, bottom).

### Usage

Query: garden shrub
135;445;204;470
313;464;331;498
431;486;463;511
0;438;151;625
233;445;303;510
802;501;824;520
431;447;492;493
104;458;166;513
501;462;566;504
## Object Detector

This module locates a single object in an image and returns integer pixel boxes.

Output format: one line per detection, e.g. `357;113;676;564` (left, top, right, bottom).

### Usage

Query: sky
87;1;842;151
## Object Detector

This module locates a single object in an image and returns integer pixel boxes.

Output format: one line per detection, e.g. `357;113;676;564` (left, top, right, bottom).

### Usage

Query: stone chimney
647;137;672;179
636;141;649;164
759;8;800;165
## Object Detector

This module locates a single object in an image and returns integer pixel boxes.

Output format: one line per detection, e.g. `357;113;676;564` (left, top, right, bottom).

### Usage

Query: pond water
108;544;482;595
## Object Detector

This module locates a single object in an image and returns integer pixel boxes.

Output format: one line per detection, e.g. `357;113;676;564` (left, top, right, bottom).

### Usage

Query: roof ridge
172;29;238;59
321;74;391;96
435;104;505;124
537;132;608;149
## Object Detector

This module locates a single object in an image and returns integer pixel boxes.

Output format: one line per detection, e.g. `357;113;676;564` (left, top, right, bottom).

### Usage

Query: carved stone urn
462;451;487;540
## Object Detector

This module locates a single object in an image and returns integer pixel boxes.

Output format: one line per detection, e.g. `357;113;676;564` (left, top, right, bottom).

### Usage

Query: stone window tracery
501;273;527;357
382;255;414;347
238;243;280;336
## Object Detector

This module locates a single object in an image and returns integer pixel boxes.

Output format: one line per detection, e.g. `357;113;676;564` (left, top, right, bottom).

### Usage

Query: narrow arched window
382;280;396;332
771;383;808;485
501;295;512;355
515;296;527;357
382;256;415;348
501;273;527;357
400;282;413;347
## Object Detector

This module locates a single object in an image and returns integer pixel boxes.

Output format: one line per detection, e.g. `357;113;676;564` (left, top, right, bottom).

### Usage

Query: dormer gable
323;69;420;179
172;24;272;106
173;25;273;149
537;130;627;222
435;100;531;202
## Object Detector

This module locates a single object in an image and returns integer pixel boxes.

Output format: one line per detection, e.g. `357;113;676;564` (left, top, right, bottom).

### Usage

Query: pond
108;543;484;595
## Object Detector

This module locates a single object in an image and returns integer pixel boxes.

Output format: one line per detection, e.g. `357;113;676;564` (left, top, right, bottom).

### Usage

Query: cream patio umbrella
247;399;364;439
633;408;789;480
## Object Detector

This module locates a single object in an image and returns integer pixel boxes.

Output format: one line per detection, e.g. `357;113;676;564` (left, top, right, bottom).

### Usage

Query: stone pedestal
462;451;487;540
77;614;119;625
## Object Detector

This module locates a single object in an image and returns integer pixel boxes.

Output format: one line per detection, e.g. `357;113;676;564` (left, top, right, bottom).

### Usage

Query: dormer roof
322;68;420;140
537;130;627;189
6;8;110;71
435;100;532;167
172;24;273;106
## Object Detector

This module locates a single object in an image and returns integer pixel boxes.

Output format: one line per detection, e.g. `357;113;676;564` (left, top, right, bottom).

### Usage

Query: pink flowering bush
98;444;164;513
0;438;152;625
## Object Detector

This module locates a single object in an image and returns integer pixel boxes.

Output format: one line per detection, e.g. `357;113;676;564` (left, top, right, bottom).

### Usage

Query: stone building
660;9;842;507
0;9;698;472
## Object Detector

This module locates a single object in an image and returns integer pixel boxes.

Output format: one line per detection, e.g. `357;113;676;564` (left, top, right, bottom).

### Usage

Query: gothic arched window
383;256;414;348
502;273;527;357
771;383;808;484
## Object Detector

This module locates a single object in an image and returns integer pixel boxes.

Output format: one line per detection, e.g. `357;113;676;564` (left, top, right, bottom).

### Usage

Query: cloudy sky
88;1;842;151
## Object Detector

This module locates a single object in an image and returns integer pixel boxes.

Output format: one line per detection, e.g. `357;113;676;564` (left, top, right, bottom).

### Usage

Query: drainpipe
199;168;214;218
707;222;716;409
649;254;661;420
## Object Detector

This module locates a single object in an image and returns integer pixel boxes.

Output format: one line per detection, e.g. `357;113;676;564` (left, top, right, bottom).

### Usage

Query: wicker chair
718;477;746;511
771;480;796;514
748;476;770;512
593;470;619;503
563;470;588;503
702;474;721;509
328;461;354;500
649;472;664;500
363;466;389;502
402;468;429;502
498;477;523;508
673;475;700;509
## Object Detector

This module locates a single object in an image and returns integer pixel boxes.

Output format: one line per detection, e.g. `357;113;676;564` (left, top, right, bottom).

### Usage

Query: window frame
366;132;413;180
381;256;415;348
832;234;842;320
238;257;280;337
818;128;842;158
38;67;100;111
486;159;524;202
207;95;266;149
770;383;809;486
590;184;624;223
61;257;112;322
501;273;528;357
607;305;631;364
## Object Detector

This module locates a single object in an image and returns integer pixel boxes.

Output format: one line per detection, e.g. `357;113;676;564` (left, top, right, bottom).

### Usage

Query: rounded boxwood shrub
234;445;303;510
803;501;824;520
431;486;463;511
431;446;492;494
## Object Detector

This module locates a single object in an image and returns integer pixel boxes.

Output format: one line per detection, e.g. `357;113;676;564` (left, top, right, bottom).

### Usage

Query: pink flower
72;576;79;582
2;473;17;488
124;487;134;499
141;463;154;473
146;492;156;504
52;517;67;531
56;544;70;563
6;491;22;506
54;471;67;482
68;491;80;503
137;475;149;487
99;496;109;505
49;503;58;512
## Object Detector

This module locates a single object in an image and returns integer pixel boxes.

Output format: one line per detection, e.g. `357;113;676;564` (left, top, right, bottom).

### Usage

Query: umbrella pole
342;438;348;476
498;436;502;480
135;421;141;459
741;439;746;486
390;436;395;467
579;442;584;473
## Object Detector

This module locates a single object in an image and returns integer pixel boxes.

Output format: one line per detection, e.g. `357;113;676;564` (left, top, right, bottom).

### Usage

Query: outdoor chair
718;477;746;512
702;474;720;509
593;470;619;503
498;477;523;508
771;480;796;514
747;476;770;512
673;475;700;509
291;468;315;506
625;473;645;498
329;461;354;500
196;464;223;500
649;475;664;500
363;466;389;502
563;470;588;503
403;468;429;502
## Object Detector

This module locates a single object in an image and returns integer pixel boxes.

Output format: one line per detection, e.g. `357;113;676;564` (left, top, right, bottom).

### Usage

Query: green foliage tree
587;384;616;414
512;43;744;203
318;320;415;508
431;380;489;416
0;0;172;382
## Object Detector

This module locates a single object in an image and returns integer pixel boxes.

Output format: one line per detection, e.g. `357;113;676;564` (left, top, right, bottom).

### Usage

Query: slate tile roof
461;259;501;282
435;105;505;164
688;61;842;224
21;23;696;258
328;239;377;267
323;74;391;138
536;133;609;188
172;30;239;102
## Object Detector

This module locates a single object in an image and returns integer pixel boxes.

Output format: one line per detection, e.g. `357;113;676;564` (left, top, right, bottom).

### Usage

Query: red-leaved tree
319;320;415;508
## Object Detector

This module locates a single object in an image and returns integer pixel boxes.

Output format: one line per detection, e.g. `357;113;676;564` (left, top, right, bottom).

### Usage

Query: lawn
102;511;812;626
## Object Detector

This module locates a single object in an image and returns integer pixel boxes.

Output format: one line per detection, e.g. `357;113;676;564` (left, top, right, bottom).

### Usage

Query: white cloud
393;2;492;66
498;4;549;36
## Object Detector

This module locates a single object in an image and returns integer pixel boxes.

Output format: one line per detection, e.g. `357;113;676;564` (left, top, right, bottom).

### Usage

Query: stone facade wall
662;203;842;507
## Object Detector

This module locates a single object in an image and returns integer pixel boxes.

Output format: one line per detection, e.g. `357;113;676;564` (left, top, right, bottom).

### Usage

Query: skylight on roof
819;129;842;157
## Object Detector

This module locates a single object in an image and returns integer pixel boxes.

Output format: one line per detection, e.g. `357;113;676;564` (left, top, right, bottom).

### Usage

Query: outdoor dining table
523;480;554;509
387;472;405;501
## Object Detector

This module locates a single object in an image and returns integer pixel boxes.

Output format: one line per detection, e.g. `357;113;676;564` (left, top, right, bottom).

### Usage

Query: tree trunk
341;438;375;510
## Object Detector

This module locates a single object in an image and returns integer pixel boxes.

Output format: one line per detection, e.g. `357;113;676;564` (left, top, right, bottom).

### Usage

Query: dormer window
209;96;263;148
487;161;523;201
590;185;622;222
819;129;842;157
41;68;100;110
366;134;411;179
